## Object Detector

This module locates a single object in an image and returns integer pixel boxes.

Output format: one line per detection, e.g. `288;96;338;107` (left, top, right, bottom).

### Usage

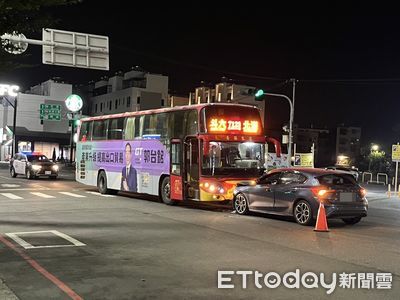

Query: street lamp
368;144;380;171
65;94;83;163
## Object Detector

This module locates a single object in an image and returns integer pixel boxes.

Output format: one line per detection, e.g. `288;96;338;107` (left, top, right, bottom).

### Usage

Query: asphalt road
0;168;399;299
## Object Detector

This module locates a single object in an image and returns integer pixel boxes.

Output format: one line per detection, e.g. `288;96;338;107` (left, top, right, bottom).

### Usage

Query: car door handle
285;189;296;194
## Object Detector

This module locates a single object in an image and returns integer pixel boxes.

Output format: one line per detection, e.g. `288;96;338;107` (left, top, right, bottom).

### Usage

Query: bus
76;103;266;204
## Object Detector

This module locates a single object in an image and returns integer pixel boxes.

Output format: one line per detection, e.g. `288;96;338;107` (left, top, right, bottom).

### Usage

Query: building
0;79;74;161
187;81;265;125
336;126;361;166
89;69;169;116
292;126;335;167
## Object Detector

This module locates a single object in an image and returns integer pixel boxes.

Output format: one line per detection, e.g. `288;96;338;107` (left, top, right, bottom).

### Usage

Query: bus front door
184;137;200;200
170;139;183;201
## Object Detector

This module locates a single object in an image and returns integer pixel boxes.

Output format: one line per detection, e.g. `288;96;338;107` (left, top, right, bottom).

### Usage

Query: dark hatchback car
10;152;59;179
233;168;368;226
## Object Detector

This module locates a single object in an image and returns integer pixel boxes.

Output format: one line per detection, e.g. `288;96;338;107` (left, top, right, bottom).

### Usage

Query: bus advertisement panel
76;103;266;204
77;139;169;195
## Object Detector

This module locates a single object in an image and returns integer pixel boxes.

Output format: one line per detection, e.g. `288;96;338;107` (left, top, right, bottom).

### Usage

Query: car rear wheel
10;167;17;178
234;193;249;215
342;216;362;225
294;200;313;226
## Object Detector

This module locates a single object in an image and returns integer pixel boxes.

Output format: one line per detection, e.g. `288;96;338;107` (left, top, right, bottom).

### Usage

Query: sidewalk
0;279;18;300
0;162;9;169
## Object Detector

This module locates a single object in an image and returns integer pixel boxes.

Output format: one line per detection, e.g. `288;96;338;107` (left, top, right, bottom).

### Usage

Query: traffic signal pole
69;112;75;163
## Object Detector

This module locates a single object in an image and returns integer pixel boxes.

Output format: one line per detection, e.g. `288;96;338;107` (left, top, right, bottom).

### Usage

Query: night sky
2;5;400;151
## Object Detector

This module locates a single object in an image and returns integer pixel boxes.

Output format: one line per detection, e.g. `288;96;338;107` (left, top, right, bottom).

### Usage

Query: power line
112;43;285;81
300;78;400;83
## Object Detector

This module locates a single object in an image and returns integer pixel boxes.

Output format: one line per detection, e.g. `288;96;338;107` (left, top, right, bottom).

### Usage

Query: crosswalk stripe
58;192;86;198
0;193;22;200
30;192;55;198
85;191;116;198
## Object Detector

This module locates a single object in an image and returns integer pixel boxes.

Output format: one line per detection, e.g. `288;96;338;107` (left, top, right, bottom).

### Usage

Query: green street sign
39;103;61;121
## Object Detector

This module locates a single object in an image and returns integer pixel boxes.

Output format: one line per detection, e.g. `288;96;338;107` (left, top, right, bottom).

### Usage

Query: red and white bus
76;103;266;204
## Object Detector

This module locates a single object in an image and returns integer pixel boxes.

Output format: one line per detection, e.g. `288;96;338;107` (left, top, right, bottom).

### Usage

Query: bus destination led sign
209;118;259;133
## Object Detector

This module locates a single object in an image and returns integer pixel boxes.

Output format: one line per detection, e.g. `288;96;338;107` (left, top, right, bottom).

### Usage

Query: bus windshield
201;141;265;176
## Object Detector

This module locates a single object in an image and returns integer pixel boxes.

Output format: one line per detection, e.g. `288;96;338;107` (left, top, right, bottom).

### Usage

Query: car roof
269;167;351;176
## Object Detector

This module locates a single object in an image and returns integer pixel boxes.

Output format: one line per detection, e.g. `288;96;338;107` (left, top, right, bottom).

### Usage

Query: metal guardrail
377;173;388;185
362;172;373;183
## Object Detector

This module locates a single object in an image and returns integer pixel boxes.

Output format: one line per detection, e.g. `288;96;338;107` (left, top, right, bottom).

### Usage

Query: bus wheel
97;171;110;194
161;177;176;205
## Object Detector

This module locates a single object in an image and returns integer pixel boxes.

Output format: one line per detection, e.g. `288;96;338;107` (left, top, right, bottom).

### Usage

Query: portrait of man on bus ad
121;142;137;192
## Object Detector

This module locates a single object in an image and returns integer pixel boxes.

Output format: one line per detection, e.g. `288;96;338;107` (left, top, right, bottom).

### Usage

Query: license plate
45;171;51;175
340;192;354;202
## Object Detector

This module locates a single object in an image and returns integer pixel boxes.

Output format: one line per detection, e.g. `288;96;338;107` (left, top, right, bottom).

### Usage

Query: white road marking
86;191;116;197
30;192;55;198
5;230;86;249
0;188;50;192
0;193;22;200
1;184;20;188
58;192;86;198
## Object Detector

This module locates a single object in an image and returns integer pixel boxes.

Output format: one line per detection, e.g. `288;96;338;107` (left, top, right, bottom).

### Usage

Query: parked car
324;166;359;181
233;168;368;226
10;152;59;179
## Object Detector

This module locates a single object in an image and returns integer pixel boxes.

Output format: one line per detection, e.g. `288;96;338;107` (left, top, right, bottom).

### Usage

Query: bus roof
80;103;260;122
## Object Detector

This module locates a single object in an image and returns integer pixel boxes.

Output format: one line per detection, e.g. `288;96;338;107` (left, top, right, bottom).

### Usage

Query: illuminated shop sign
0;84;19;97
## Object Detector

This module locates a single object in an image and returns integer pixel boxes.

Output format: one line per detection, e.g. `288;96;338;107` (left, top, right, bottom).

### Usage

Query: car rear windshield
317;174;356;186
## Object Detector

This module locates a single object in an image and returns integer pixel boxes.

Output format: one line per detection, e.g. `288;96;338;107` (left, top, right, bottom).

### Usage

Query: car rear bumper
325;204;368;218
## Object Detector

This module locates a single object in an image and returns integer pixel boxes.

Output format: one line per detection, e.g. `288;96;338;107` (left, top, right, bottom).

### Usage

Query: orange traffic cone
314;202;329;232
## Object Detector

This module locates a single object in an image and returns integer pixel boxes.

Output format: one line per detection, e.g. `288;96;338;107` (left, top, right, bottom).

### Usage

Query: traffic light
254;89;265;100
240;88;265;101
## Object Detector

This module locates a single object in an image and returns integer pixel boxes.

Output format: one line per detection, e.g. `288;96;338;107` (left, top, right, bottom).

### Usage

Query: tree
0;0;80;73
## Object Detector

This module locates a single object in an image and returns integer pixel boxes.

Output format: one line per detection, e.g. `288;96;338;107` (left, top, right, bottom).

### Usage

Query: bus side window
170;111;185;139
134;117;140;138
186;110;198;135
79;122;88;141
92;119;108;140
124;117;135;140
108;117;124;140
171;143;181;175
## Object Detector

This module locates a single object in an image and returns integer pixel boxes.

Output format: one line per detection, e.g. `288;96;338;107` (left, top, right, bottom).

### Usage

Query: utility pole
287;78;296;166
69;113;75;163
1;95;18;156
12;96;17;156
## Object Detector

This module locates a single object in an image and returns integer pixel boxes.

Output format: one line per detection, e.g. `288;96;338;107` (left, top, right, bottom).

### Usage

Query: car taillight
311;186;334;201
359;188;367;198
311;187;326;197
